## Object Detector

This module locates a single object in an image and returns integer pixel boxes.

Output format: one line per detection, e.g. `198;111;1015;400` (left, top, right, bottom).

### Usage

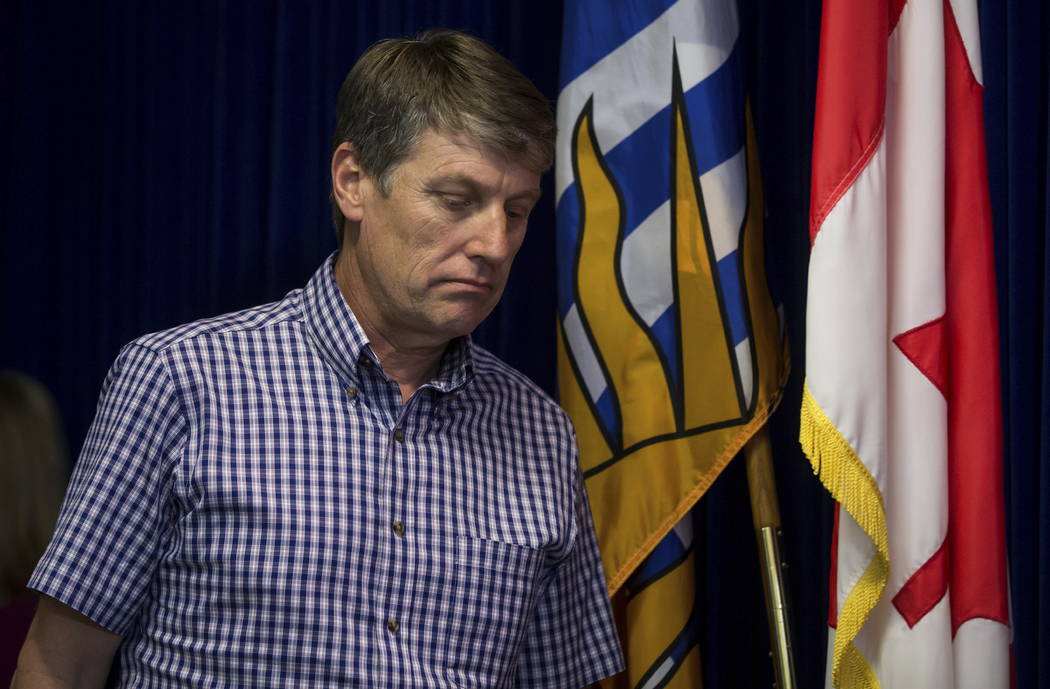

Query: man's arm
514;425;624;688
20;343;185;689
11;595;121;689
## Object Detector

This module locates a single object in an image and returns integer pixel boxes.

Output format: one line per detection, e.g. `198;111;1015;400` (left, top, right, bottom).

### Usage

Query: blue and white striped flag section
555;1;788;685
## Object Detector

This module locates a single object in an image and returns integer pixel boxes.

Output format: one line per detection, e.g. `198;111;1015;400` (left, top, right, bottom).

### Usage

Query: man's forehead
396;128;541;194
408;129;539;175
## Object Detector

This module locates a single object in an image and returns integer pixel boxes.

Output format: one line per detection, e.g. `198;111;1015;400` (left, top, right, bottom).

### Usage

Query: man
14;29;623;688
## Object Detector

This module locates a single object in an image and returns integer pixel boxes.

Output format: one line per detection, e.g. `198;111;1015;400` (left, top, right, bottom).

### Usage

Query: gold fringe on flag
800;381;889;689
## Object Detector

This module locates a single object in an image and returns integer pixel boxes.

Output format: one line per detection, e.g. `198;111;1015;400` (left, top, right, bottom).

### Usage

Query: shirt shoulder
468;345;573;432
129;289;304;354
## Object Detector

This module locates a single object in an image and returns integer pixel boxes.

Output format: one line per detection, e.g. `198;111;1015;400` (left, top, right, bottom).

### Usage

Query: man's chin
423;306;494;341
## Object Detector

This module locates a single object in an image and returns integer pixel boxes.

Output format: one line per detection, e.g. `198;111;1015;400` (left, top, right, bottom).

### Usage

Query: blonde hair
0;372;68;603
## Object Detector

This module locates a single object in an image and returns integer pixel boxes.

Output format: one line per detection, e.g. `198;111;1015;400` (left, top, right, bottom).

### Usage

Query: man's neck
333;251;447;403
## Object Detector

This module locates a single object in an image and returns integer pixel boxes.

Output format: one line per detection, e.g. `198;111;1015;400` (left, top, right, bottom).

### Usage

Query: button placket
381;398;414;646
389;427;407;539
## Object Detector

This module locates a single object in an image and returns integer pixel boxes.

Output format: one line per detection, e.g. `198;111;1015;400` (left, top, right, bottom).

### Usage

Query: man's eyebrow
428;173;542;202
427;173;486;192
513;186;543;203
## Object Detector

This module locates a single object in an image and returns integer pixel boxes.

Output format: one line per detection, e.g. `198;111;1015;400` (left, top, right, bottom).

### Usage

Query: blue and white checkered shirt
30;255;623;688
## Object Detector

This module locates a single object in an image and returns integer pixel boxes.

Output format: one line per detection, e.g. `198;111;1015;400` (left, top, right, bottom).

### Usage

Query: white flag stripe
671;514;694;549
858;594;953;689
563;304;609;402
555;0;739;203
881;0;950;598
639;657;675;689
620;200;674;327
699;148;747;262
946;0;983;84
834;511;877;616
806;140;889;484
886;0;945;338
735;338;753;409
884;347;948;593
953;619;1011;689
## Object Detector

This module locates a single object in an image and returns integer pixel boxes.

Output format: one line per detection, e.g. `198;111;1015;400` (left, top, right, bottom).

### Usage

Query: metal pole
744;426;797;689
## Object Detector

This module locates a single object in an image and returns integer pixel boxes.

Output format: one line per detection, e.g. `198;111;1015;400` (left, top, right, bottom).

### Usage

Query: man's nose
466;205;512;264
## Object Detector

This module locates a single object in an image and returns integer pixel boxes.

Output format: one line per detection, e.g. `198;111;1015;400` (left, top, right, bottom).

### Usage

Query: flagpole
744;426;797;689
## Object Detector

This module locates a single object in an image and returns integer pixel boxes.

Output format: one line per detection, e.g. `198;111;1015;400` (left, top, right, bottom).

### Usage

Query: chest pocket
436;536;546;688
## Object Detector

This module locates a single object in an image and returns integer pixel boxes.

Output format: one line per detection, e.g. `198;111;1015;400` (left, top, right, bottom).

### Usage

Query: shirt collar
302;253;474;392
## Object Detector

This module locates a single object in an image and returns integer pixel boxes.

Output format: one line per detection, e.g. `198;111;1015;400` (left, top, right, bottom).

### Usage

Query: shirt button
387;618;400;634
345;387;357;399
392;521;405;536
393;428;405;443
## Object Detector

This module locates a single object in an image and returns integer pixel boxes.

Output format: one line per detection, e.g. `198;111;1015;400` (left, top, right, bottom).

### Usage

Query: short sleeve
28;343;186;634
515;461;625;688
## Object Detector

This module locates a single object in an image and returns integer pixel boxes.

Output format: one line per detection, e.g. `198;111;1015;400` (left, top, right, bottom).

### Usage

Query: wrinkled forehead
392;128;544;186
405;125;546;176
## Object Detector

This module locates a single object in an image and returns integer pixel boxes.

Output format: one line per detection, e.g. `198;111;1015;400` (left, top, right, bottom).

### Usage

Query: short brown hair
330;28;555;238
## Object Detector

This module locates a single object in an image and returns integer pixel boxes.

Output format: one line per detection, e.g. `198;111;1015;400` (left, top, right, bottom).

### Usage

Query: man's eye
506;206;532;221
443;196;473;209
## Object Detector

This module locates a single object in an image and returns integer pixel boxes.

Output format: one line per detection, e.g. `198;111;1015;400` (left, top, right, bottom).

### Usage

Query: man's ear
331;142;366;223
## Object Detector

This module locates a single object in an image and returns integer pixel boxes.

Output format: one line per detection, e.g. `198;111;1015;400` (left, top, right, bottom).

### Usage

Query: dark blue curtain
697;2;831;688
981;1;1050;687
2;1;1045;687
0;0;562;446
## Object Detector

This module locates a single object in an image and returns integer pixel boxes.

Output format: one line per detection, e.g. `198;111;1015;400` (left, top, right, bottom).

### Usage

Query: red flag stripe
893;538;950;628
807;1;888;242
808;0;914;244
943;0;1010;633
892;315;949;398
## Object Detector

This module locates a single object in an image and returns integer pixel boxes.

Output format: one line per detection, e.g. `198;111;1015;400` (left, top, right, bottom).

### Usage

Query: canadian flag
800;0;1012;687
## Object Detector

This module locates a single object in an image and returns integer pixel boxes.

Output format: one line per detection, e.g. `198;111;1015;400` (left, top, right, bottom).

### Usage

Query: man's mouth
442;278;492;292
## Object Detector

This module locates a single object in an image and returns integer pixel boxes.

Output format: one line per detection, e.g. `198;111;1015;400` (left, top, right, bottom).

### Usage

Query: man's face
344;129;541;344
